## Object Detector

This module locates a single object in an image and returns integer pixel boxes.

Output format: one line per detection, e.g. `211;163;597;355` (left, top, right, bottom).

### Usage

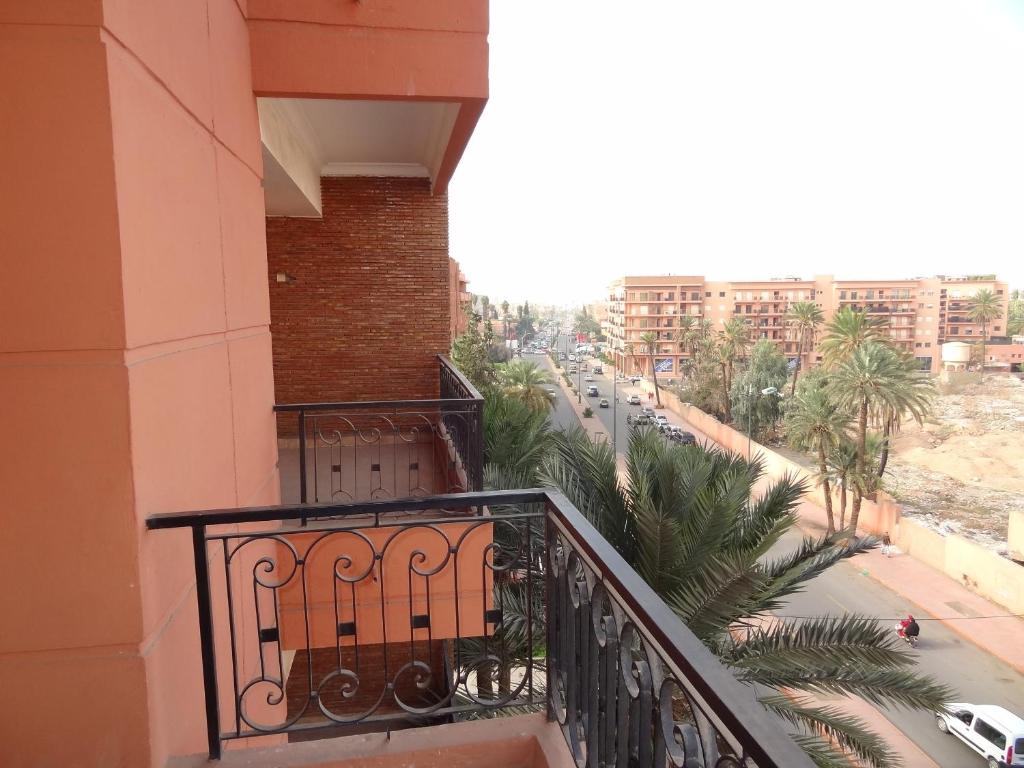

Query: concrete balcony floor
169;714;571;768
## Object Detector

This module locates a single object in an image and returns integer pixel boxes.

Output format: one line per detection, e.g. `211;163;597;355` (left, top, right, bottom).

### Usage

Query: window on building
719;291;726;297
994;325;1001;332
850;291;858;300
705;291;711;297
691;292;700;301
925;343;931;348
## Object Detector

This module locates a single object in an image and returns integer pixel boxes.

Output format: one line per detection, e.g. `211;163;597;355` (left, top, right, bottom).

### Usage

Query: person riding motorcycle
897;615;920;641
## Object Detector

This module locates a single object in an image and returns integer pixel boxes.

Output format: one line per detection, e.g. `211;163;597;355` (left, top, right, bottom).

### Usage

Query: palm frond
762;695;897;768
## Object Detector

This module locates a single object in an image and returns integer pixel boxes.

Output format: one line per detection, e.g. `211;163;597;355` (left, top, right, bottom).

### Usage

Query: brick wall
267;177;452;410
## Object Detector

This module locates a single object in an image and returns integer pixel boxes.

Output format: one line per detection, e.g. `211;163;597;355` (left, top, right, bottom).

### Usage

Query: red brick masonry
267;177;452;409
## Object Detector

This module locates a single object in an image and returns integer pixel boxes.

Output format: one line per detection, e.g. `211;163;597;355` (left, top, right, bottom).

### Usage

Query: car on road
569;366;577;374
627;394;641;405
654;415;669;428
584;375;594;382
626;413;650;426
599;398;609;408
641;406;655;418
545;388;557;400
586;385;599;397
630;376;642;384
593;365;603;374
666;428;696;445
935;703;1024;766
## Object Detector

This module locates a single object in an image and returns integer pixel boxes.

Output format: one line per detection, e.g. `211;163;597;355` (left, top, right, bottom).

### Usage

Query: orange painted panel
209;0;262;173
102;0;214;128
0;650;150;767
130;341;238;637
0;0;102;25
0;25;125;352
0;361;140;653
228;331;280;506
247;0;488;33
217;144;271;332
277;520;495;649
248;20;488;100
106;42;227;349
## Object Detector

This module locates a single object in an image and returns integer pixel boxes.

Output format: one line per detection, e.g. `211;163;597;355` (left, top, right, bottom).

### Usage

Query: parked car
936;703;1024;766
655;415;669;428
641;406;656;418
627;394;641;405
599;398;609;408
627;413;650;426
669;429;696;445
587;385;599;397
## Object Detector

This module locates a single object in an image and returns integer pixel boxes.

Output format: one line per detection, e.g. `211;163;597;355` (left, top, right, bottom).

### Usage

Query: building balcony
275;356;483;505
148;489;812;768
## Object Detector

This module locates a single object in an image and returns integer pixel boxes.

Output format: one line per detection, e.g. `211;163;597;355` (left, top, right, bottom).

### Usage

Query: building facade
605;275;1009;376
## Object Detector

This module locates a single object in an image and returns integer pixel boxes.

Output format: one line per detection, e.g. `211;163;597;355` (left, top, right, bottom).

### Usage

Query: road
537;334;1024;767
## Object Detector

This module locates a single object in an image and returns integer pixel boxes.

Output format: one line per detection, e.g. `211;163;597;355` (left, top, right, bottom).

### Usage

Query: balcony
275;356;483;505
148;489;811;767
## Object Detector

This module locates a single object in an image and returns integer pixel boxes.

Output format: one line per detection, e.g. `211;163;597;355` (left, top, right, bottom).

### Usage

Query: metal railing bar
274;398;477;413
146;489;550;529
204;509;546;542
438;353;485;401
543;490;814;767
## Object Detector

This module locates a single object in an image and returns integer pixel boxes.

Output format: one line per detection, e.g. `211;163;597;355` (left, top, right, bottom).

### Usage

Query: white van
936;703;1024;766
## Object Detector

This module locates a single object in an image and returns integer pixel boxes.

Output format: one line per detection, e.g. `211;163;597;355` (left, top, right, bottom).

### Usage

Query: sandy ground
886;375;1024;547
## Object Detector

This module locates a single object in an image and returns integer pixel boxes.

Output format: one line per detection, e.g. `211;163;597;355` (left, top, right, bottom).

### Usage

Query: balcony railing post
297;409;307;508
471;398;484;491
191;525;222;760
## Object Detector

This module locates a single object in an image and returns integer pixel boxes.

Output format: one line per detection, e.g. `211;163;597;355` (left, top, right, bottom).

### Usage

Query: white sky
449;1;1024;307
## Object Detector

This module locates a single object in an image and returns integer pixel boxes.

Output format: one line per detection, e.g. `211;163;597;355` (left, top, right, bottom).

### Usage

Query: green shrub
583;406;594;418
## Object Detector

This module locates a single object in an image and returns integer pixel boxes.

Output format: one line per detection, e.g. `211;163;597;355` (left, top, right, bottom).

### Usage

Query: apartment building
606;275;1009;376
1;3;808;768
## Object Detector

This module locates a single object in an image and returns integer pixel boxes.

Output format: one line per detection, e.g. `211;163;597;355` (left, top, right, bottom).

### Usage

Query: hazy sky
448;1;1024;306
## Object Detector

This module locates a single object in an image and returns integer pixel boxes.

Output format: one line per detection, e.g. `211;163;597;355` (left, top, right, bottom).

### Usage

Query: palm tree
543;428;950;768
785;301;825;395
639;331;662;406
483;389;552;489
828;343;934;534
497;360;555;412
968;288;1002;380
827;439;858;532
785;387;851;535
819;307;889;368
717;318;751;422
675;315;697;369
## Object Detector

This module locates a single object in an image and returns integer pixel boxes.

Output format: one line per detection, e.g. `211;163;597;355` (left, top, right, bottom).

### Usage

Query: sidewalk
659;405;1024;676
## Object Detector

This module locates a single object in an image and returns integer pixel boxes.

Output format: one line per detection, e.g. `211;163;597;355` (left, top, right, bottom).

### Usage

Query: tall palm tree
828;343;934;534
639;331;662;406
497;360;555;412
785;387;851;535
543;428;950;768
785;301;825;395
819;307;889;368
674;315;697;378
717;318;751;422
483;389;552;489
827;438;857;532
968;288;1002;380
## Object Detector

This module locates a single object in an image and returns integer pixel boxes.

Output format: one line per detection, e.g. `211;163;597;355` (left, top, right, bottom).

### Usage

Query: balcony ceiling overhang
260;97;472;217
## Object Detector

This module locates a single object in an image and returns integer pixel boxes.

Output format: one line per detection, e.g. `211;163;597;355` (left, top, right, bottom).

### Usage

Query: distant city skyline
449;1;1024;305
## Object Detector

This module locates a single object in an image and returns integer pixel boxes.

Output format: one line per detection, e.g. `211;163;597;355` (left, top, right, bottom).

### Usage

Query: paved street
536;334;1024;767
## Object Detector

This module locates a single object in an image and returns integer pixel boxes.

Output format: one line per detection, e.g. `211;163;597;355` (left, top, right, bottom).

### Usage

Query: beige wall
649;386;1024;616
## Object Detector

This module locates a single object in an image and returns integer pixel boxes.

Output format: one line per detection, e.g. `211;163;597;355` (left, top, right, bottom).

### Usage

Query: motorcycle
895;622;919;648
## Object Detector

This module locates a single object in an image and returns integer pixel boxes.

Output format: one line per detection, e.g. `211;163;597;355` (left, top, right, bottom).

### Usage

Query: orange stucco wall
1;2;279;766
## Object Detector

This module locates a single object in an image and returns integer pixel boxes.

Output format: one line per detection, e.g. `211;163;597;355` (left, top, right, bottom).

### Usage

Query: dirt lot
886;375;1024;549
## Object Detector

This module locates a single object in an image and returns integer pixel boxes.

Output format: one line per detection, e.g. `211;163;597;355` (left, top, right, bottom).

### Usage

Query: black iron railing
148;490;813;767
274;356;483;506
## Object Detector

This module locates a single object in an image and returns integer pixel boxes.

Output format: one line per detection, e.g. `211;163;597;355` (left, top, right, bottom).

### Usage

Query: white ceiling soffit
258;97;460;216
